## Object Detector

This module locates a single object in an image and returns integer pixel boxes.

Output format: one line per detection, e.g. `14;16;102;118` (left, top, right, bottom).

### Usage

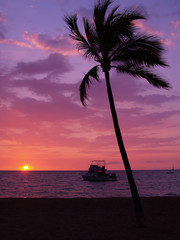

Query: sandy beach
0;197;179;240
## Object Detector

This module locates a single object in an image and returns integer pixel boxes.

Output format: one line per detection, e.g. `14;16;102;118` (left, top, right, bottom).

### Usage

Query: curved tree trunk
105;71;146;227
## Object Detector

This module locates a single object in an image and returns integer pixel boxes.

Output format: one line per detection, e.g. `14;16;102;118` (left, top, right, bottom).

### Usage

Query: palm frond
83;18;100;59
65;14;101;61
64;15;87;46
80;65;100;105
94;0;112;22
110;9;145;36
105;5;119;24
94;0;112;39
103;9;146;57
115;65;170;89
121;8;146;21
64;15;93;54
111;35;168;67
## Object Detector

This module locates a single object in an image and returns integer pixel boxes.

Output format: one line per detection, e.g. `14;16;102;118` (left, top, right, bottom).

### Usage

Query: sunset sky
0;0;180;170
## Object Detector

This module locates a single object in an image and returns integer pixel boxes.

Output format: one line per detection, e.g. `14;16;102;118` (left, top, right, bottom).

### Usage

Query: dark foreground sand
0;197;179;240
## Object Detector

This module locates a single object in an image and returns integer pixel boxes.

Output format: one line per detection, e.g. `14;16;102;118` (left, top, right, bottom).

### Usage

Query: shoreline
0;197;179;240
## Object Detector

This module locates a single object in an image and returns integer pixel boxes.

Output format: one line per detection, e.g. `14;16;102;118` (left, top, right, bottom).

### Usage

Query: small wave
164;192;177;196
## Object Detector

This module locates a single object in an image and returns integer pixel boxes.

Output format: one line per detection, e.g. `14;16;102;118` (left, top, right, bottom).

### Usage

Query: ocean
0;170;179;198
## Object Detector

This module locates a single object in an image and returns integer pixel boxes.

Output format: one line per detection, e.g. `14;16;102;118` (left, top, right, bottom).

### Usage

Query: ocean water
0;170;179;198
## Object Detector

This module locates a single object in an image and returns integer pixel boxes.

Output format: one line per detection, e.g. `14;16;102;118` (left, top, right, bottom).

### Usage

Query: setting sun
20;164;33;171
23;165;29;171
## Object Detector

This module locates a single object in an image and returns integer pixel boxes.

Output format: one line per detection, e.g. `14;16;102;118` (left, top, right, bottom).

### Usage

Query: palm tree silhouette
65;0;169;226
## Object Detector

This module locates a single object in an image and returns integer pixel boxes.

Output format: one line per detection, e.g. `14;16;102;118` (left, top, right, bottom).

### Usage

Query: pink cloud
170;22;180;39
134;20;174;46
0;38;32;48
171;32;180;38
23;31;78;55
134;20;163;37
0;14;32;49
171;21;180;29
160;38;173;46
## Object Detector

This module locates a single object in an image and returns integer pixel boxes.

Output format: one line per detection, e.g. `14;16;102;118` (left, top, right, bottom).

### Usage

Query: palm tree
65;0;169;226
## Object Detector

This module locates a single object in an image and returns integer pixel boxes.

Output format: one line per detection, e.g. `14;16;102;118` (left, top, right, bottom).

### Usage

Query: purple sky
0;0;180;170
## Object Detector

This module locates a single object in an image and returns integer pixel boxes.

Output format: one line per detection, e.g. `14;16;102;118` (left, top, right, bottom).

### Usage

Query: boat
166;165;175;174
82;160;117;181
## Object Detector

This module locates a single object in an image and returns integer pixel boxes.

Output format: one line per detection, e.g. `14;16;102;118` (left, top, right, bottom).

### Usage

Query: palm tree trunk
105;70;146;227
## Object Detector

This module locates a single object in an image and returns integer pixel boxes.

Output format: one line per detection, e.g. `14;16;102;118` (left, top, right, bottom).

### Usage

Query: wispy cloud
134;20;163;37
134;20;173;46
23;31;78;55
160;38;173;46
171;21;180;39
171;21;180;29
0;38;32;48
0;14;32;48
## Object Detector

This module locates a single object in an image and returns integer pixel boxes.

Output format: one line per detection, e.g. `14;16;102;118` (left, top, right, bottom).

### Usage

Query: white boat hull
82;173;117;182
